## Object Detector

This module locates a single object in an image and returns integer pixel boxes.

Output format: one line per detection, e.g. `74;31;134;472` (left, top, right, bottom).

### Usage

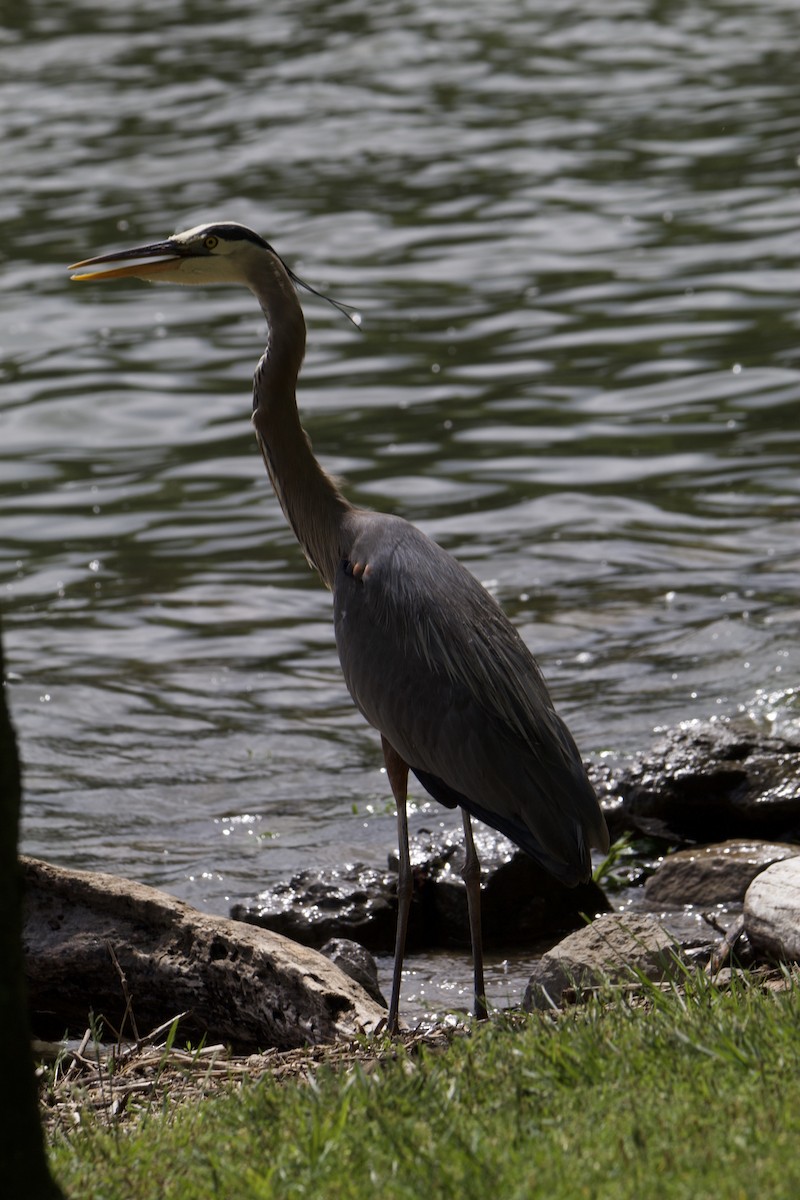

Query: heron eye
204;235;218;250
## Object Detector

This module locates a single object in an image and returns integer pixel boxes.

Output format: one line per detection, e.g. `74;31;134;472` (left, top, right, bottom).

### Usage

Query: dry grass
37;1015;461;1138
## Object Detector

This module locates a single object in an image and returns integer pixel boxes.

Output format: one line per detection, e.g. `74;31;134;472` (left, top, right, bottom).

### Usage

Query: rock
523;913;679;1010
320;938;386;1007
21;856;384;1052
644;839;800;907
743;857;800;962
427;833;611;949
233;825;610;954
592;719;800;844
231;864;403;952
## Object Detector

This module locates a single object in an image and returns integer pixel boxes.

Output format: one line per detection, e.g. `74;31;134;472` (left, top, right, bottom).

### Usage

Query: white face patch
171;222;222;243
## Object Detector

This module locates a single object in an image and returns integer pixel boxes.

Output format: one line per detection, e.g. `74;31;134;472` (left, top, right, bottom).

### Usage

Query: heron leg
461;809;488;1020
381;735;411;1034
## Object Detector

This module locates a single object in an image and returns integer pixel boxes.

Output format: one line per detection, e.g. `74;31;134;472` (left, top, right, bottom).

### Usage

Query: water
3;0;800;1016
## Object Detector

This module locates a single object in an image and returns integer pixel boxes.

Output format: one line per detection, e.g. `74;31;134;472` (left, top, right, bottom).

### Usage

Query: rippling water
3;0;800;1013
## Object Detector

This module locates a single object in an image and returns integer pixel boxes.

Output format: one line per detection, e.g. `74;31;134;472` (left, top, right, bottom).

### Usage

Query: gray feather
334;511;608;886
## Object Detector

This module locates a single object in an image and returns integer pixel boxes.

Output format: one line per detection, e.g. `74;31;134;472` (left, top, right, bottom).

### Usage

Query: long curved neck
247;254;352;590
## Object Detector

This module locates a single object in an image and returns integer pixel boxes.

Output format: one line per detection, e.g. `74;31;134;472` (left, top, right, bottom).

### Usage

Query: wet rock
231;865;402;952
22;856;384;1052
233;825;610;955
644;839;800;907
593;719;800;844
743;857;800;962
419;827;611;949
320;938;386;1007
523;913;679;1010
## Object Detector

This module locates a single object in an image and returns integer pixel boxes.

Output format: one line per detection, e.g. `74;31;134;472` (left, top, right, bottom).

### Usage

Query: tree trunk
0;617;65;1199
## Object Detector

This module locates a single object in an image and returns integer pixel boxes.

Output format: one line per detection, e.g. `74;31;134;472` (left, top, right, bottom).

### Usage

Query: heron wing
333;512;608;885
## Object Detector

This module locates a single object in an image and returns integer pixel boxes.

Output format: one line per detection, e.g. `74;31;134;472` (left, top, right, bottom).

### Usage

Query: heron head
71;221;361;326
70;221;279;286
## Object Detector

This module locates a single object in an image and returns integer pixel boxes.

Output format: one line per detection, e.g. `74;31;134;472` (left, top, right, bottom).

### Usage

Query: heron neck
249;271;351;590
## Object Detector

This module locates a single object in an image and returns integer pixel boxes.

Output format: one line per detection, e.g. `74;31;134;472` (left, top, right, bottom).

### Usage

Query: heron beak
69;240;185;282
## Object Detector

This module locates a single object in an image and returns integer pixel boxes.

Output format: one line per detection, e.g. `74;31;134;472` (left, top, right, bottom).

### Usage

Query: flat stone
743;857;800;962
644;839;800;906
523;913;678;1010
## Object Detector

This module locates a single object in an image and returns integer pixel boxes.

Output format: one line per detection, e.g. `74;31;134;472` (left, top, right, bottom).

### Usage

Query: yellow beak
69;240;184;282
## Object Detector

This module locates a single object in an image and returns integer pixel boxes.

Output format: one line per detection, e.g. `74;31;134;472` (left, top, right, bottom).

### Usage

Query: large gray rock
743;857;800;962
22;856;384;1052
523;913;678;1010
644;839;800;907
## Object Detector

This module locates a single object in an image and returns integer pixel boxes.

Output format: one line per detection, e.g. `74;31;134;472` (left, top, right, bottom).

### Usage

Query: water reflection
3;0;800;1010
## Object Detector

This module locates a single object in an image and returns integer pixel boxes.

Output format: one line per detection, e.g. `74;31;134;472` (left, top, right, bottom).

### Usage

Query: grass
47;970;799;1200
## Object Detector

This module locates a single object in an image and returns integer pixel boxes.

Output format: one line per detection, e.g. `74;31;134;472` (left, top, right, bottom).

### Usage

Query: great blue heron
70;221;609;1029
